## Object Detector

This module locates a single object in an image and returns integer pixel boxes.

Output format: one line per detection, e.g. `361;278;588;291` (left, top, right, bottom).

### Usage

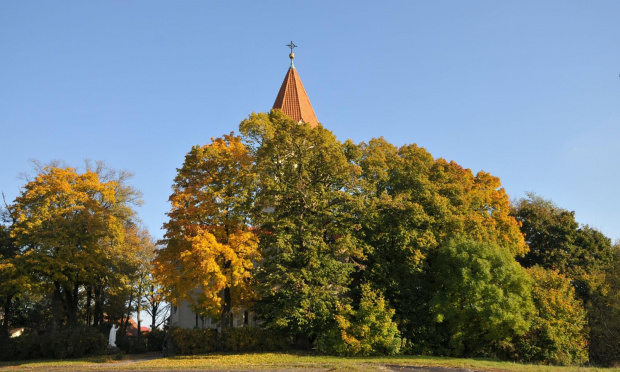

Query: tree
145;278;168;330
240;111;363;346
588;244;620;366
511;194;616;364
0;221;29;338
351;137;527;348
9;163;142;329
512;194;580;271
154;134;260;326
516;267;588;365
114;226;157;336
429;238;534;357
511;194;612;291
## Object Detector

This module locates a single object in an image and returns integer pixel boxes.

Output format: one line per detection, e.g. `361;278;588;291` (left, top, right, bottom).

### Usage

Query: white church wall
171;299;259;329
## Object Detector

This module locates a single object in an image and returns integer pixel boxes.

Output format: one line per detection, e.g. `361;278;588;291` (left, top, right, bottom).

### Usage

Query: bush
219;327;260;352
515;267;588;365
252;328;290;352
0;326;107;361
0;336;19;361
168;326;289;355
169;327;218;355
146;328;166;352
315;284;401;356
219;327;290;352
116;334;147;354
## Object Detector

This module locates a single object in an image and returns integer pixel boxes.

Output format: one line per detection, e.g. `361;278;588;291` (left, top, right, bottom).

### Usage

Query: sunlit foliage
154;134;260;324
516;267;588;365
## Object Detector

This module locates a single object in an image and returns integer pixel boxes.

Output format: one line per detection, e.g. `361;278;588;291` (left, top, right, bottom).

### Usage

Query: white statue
108;324;119;347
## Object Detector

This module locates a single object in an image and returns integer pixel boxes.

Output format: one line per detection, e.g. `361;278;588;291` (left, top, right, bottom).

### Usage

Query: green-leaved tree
430;238;534;357
240;111;363;346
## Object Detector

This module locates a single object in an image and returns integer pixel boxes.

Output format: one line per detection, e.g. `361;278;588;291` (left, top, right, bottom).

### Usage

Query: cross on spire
286;41;297;68
286;41;297;53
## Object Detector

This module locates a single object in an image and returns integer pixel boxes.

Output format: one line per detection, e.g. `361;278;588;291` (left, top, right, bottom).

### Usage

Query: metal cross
286;41;297;53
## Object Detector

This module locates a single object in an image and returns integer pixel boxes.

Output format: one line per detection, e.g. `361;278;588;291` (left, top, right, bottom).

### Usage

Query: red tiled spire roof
272;50;319;128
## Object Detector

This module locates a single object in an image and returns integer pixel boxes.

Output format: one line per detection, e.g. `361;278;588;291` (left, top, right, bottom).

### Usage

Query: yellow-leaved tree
154;133;259;327
10;164;139;328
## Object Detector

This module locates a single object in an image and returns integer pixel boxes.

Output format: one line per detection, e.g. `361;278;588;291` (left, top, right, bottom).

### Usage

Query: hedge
169;327;290;355
0;326;107;361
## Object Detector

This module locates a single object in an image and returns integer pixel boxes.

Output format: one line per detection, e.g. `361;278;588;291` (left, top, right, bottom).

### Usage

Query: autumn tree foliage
10;166;123;327
158;112;541;358
153;111;618;364
154;134;260;326
116;225;158;337
3;162;149;334
516;266;588;365
346;137;528;351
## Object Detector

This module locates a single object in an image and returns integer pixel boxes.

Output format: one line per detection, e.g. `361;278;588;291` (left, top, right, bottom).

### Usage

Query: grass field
1;352;619;371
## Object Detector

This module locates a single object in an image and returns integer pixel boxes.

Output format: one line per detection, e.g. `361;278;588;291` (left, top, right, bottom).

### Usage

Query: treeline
154;111;620;365
0;161;167;358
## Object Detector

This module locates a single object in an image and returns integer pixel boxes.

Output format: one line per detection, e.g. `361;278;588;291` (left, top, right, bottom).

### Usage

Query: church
169;42;320;329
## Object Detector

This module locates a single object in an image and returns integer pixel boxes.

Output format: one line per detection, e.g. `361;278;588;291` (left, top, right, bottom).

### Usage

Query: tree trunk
220;259;233;329
93;285;102;326
220;286;232;329
137;286;142;339
149;285;158;330
85;286;92;326
123;290;134;335
1;294;13;338
66;281;80;326
150;302;159;330
51;282;63;333
62;282;79;326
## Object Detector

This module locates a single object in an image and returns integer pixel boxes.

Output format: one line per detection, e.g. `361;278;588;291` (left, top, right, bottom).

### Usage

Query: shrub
49;326;107;359
315;284;401;356
116;334;147;354
146;328;166;352
0;326;106;361
168;326;289;355
252;328;290;352
219;327;260;352
219;327;290;352
169;327;218;355
0;336;19;361
515;267;588;365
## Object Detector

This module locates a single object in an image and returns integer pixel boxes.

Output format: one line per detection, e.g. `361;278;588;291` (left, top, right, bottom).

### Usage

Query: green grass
1;352;619;371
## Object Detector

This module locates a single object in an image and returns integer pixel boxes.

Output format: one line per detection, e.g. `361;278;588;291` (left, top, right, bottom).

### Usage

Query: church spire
272;41;319;128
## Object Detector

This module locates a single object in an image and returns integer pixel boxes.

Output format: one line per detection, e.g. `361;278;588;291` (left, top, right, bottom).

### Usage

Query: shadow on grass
0;355;112;367
0;352;166;368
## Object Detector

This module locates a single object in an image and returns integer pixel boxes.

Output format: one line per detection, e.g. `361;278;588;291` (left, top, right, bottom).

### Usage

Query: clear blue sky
2;1;619;242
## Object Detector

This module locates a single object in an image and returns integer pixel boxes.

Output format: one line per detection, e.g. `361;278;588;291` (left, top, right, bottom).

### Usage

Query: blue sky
2;1;619;242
